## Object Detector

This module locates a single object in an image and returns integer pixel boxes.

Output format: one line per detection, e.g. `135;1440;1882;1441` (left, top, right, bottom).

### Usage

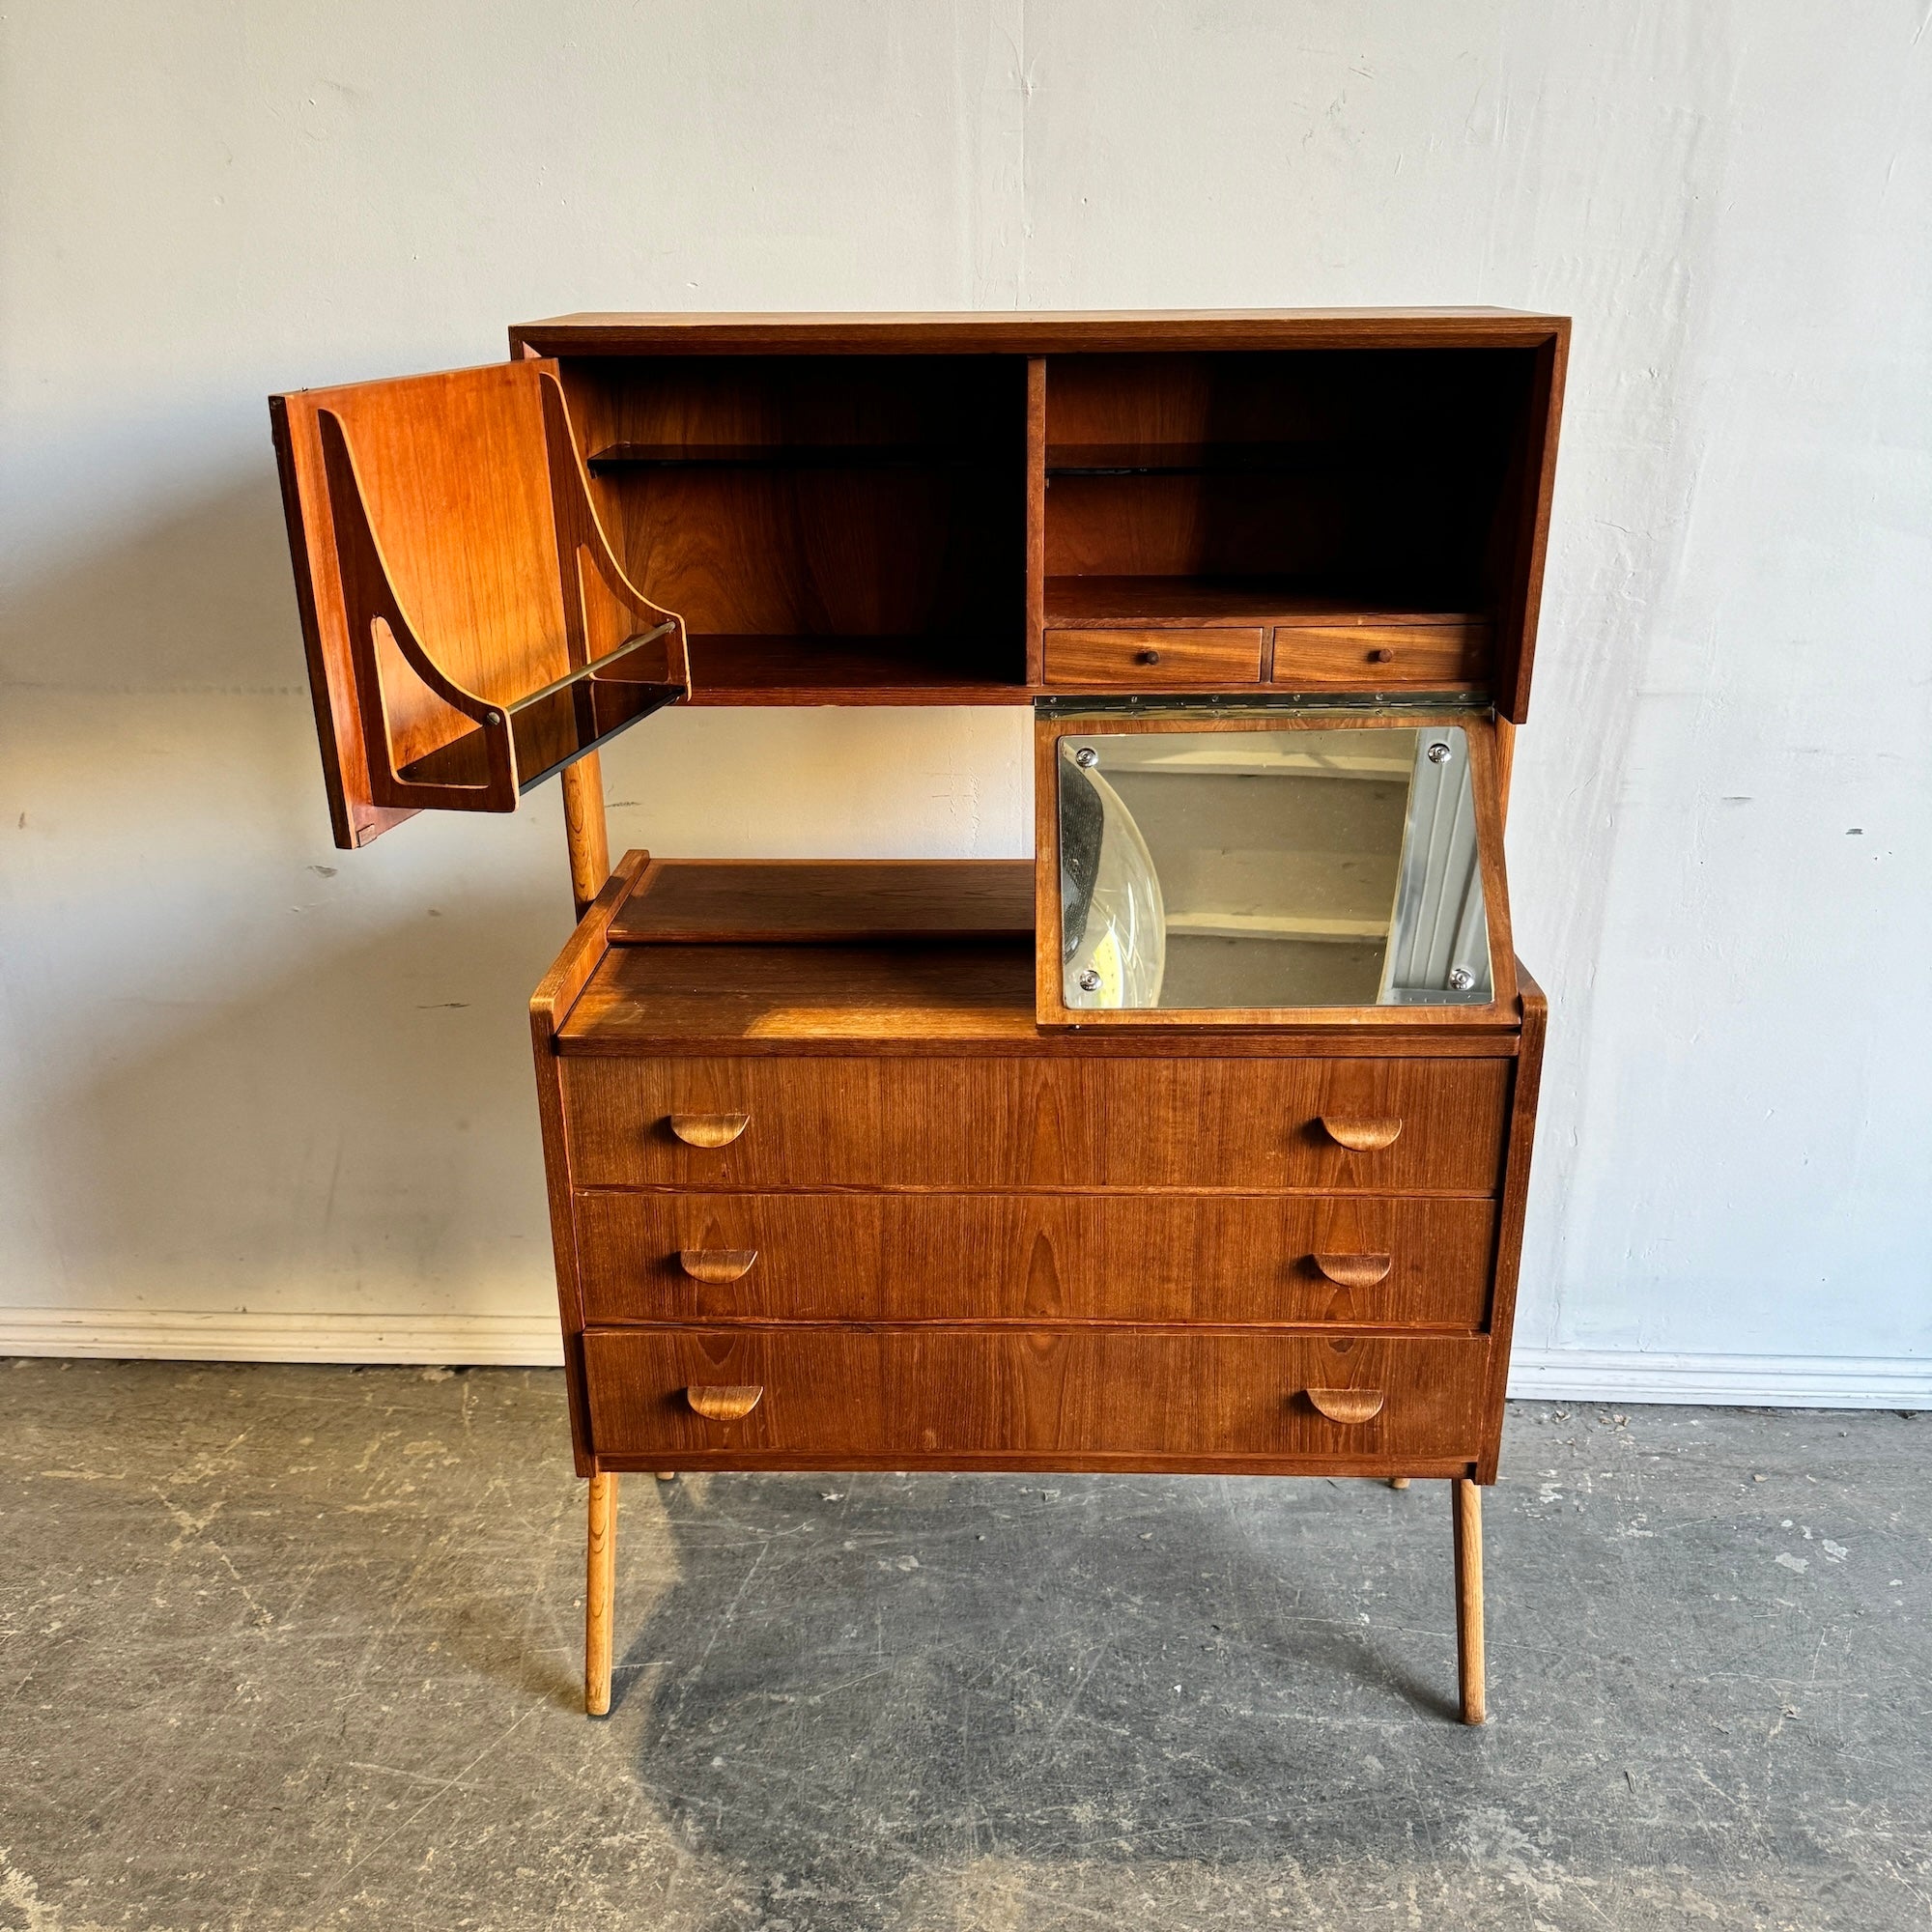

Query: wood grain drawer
582;1326;1490;1470
562;1057;1510;1195
574;1191;1495;1329
1043;626;1264;688
1269;622;1489;689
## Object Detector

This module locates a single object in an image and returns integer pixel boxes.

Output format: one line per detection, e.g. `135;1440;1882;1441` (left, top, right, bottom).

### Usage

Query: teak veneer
270;308;1566;1732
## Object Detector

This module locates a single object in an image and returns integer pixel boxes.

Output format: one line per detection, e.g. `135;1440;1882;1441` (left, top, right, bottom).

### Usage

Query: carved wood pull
1306;1388;1386;1425
677;1248;757;1284
1318;1115;1403;1151
668;1112;750;1149
685;1384;763;1421
1311;1252;1393;1289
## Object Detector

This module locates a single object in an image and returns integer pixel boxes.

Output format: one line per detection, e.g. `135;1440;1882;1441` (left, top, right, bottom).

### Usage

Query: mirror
1058;724;1492;1011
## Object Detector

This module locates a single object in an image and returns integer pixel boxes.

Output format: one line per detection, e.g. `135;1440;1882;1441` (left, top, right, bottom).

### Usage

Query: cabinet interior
552;344;1542;704
273;315;1563;844
555;355;1031;703
1042;349;1535;637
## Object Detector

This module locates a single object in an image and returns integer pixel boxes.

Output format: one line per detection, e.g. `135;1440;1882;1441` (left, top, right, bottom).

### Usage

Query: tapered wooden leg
585;1472;617;1718
1388;1476;1410;1490
1453;1477;1486;1725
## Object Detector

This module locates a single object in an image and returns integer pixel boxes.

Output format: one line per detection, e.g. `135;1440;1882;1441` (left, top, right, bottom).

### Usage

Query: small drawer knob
1307;1387;1385;1425
1135;648;1161;666
686;1384;763;1421
677;1248;758;1284
1318;1115;1403;1151
1311;1252;1392;1289
668;1112;749;1149
1368;646;1395;664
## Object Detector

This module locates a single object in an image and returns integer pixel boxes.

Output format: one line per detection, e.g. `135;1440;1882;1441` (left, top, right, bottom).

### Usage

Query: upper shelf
1046;440;1403;476
683;635;1027;706
1043;577;1483;630
587;441;1006;471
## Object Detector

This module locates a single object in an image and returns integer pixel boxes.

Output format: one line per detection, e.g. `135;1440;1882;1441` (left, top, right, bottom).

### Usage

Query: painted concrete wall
3;2;1926;1387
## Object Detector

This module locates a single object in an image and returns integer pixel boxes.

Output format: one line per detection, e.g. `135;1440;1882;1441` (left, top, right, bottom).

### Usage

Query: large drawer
582;1326;1491;1469
561;1056;1511;1195
574;1190;1495;1329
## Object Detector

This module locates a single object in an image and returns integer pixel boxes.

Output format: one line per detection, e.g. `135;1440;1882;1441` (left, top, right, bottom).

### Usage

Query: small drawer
561;1056;1512;1195
582;1325;1492;1470
574;1190;1496;1329
1044;627;1264;689
1270;622;1490;689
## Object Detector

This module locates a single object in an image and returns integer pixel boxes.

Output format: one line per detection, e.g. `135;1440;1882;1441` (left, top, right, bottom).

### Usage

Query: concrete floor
0;1362;1926;1931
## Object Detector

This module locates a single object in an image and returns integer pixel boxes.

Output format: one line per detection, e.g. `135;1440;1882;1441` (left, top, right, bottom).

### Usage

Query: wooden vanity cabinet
270;310;1567;1726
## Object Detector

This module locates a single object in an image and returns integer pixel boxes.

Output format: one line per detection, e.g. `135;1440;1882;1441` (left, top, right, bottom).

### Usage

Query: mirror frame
1034;705;1520;1030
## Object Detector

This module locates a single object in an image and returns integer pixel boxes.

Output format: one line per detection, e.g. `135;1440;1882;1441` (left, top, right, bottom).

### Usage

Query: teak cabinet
270;309;1566;1725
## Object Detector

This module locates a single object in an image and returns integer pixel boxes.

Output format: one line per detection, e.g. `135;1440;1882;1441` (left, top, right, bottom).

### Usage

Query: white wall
3;1;1927;1399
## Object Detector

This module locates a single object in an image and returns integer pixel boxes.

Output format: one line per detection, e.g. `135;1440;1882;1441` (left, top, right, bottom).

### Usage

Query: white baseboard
0;1308;564;1366
0;1312;1924;1407
1506;1347;1930;1409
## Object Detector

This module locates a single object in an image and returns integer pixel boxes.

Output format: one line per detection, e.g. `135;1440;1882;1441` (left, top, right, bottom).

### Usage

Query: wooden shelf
588;441;1004;471
610;859;1035;945
1044;577;1481;630
1046;440;1394;476
684;634;1028;706
400;624;682;792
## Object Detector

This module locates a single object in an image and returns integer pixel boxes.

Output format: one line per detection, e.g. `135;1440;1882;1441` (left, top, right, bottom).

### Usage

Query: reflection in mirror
1058;724;1492;1011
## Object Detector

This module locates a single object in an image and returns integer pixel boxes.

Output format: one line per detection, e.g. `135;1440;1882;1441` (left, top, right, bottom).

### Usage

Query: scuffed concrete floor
0;1362;1926;1931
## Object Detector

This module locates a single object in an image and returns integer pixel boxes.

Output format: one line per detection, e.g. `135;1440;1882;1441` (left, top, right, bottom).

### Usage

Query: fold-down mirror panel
1042;713;1512;1025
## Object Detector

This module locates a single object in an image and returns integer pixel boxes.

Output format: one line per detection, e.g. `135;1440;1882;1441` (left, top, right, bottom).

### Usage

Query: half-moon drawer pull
1312;1252;1393;1289
668;1112;750;1149
677;1248;758;1284
686;1384;763;1421
1306;1387;1385;1425
1318;1114;1403;1151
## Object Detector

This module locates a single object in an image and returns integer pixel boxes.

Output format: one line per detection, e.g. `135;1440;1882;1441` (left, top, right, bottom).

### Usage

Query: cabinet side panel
1494;327;1568;723
1476;960;1547;1482
532;851;649;1473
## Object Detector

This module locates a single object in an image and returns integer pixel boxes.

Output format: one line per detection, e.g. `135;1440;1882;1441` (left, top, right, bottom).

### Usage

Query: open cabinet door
270;359;689;848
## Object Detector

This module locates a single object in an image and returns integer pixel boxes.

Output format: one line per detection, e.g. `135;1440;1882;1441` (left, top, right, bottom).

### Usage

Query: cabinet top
510;308;1570;357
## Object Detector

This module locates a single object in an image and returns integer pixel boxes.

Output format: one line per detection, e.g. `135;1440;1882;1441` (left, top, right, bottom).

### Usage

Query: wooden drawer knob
1307;1387;1385;1425
677;1248;757;1283
668;1112;749;1149
1312;1252;1392;1289
676;1252;757;1283
686;1384;763;1421
1318;1114;1403;1151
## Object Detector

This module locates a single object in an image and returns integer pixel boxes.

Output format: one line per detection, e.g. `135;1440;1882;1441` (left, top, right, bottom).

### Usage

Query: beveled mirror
1038;711;1513;1025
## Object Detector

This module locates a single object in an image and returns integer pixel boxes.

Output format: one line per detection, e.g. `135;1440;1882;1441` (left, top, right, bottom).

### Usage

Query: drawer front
1044;626;1264;689
575;1190;1495;1329
1269;622;1489;689
583;1326;1490;1467
562;1057;1511;1195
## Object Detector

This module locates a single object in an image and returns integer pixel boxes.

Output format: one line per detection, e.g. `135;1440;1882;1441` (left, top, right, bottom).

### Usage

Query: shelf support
561;753;611;921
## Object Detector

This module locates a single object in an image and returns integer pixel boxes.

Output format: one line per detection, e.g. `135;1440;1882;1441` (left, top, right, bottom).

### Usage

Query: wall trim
0;1308;564;1367
1507;1347;1930;1409
0;1312;1925;1408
